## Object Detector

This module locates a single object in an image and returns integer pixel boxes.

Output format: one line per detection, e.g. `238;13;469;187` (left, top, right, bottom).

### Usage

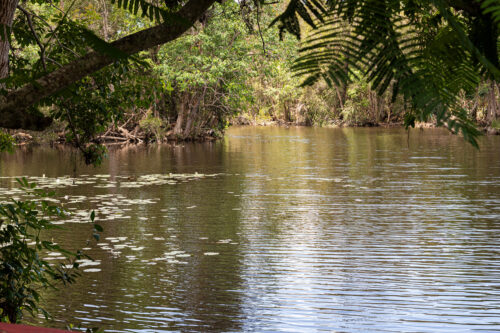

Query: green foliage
341;100;370;126
298;84;337;125
270;0;326;39
0;178;101;323
157;1;250;92
152;1;259;134
0;132;15;153
110;0;184;24
4;0;498;149
341;80;371;125
492;119;500;129
287;0;500;146
82;144;108;167
481;0;500;26
139;111;164;142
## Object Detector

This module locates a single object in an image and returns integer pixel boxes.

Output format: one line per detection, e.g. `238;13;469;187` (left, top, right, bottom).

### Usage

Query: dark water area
0;127;499;332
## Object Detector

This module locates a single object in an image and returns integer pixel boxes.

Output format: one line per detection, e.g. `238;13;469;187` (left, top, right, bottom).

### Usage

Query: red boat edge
0;323;71;333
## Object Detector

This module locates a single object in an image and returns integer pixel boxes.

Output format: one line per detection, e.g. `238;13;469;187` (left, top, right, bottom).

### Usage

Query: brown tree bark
100;0;110;41
183;98;200;137
0;0;19;82
174;92;188;136
284;103;291;122
487;80;499;123
0;0;216;129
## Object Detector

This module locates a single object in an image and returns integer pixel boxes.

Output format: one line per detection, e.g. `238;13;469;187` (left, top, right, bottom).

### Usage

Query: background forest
1;0;500;150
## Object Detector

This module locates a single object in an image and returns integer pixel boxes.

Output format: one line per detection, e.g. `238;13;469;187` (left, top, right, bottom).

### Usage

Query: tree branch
17;5;46;70
0;0;217;130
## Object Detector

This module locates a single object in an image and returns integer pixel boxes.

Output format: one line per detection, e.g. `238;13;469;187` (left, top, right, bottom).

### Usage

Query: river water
1;127;499;332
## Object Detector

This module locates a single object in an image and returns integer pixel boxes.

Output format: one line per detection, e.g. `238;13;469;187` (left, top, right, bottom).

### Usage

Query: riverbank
231;115;500;134
2;118;220;148
4;117;500;148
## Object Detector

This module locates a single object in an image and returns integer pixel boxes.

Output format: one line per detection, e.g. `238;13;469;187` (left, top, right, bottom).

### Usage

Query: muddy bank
5;118;500;149
230;115;500;136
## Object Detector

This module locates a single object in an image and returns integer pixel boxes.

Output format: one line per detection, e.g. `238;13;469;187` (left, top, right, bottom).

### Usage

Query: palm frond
79;26;129;59
111;0;173;24
481;0;500;26
433;0;500;80
269;0;327;39
292;0;486;146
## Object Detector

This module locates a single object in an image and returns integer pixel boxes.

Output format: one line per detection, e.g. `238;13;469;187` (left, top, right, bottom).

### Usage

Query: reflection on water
1;127;500;332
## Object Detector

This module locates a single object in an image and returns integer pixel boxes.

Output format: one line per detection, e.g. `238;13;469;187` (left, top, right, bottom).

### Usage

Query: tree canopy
274;0;500;146
0;0;499;148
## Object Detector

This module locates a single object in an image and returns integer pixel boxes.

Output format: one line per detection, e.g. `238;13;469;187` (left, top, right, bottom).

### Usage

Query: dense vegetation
0;0;498;160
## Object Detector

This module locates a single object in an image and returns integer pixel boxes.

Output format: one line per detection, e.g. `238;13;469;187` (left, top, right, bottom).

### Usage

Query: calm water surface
1;127;499;332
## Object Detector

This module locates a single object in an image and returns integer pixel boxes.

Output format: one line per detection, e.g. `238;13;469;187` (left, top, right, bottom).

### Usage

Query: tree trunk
284;103;291;122
0;0;217;129
494;82;500;119
184;98;200;138
174;93;188;136
0;0;19;83
100;0;110;41
487;80;498;124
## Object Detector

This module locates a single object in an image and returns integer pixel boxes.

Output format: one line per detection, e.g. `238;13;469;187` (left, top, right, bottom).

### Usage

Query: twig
17;5;47;70
254;0;267;57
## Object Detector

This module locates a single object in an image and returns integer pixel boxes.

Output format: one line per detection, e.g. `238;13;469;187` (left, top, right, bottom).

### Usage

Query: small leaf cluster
0;132;15;154
0;178;100;323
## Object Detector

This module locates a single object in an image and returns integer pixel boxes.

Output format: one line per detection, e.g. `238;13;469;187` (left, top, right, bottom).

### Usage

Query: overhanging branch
0;0;217;130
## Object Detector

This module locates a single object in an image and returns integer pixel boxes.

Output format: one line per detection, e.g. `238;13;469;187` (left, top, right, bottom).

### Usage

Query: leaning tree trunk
0;0;217;130
0;0;19;83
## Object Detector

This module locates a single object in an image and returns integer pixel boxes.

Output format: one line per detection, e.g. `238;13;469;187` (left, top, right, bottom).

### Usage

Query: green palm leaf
288;0;498;147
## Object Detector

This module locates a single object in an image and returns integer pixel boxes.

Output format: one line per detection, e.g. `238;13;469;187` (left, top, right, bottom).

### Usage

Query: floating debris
164;251;185;256
76;259;101;267
44;256;66;260
83;268;101;273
